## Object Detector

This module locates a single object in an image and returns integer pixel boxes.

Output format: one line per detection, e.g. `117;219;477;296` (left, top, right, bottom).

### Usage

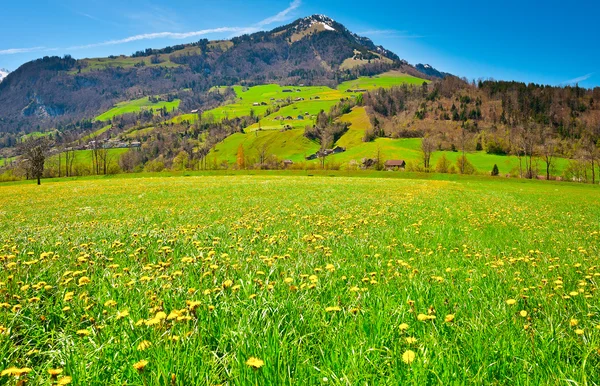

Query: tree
538;134;558;180
456;155;476;175
491;164;499;176
22;138;49;185
435;154;451;173
421;135;437;171
236;144;246;169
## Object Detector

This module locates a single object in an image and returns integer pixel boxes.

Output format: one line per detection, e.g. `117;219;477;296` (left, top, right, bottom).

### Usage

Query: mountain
0;68;9;82
415;64;450;79
0;15;438;136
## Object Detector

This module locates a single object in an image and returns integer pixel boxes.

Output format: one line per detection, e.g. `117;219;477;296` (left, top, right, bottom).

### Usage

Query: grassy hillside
45;148;128;174
338;71;428;91
0;175;598;384
95;97;180;122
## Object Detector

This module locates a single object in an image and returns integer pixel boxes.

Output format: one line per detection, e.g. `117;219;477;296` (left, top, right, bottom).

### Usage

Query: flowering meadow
0;175;599;385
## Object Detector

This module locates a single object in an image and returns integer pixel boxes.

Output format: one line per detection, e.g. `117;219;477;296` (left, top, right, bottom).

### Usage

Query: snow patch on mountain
0;68;9;82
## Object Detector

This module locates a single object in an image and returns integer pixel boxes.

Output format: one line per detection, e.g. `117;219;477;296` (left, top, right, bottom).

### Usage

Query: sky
1;0;598;88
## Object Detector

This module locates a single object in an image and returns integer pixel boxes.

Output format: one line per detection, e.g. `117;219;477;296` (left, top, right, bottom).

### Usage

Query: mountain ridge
0;14;443;137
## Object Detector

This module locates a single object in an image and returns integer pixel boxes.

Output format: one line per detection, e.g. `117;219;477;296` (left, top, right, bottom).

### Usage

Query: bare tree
421;135;437;171
21;138;50;185
538;132;558;180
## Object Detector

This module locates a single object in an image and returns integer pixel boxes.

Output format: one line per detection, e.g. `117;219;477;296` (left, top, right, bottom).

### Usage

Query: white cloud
0;1;304;57
257;0;302;27
0;47;47;55
67;28;247;50
561;73;593;85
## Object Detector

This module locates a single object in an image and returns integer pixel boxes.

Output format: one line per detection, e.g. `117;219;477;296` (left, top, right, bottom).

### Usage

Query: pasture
95;97;181;122
0;175;599;385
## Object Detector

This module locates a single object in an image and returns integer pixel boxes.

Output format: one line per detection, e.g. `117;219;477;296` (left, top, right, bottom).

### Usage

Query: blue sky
1;0;598;87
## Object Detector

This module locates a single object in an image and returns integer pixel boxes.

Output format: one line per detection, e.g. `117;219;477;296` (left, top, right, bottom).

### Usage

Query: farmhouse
385;160;406;170
282;89;293;93
283;160;294;168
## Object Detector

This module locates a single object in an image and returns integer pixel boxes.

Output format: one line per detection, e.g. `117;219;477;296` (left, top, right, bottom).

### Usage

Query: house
385;160;406;170
306;154;318;161
130;141;142;148
283;160;294;168
253;102;260;106
285;116;294;120
314;96;321;100
297;115;305;120
331;146;346;154
190;109;199;114
282;89;293;93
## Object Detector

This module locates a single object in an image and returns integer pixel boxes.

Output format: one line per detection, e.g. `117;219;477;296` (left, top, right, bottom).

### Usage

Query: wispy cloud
0;47;48;55
0;1;303;56
561;73;593;85
357;29;424;38
66;28;247;50
257;0;302;27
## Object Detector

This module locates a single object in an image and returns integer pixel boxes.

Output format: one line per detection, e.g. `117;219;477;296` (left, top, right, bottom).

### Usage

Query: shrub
492;164;499;176
435;154;451;173
456;155;476;175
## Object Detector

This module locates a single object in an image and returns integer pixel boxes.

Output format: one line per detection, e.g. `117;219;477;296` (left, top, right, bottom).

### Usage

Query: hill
0;15;438;140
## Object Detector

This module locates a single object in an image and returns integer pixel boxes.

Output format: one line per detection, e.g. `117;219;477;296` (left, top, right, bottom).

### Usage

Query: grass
44;149;129;174
338;71;428;91
82;125;112;142
0;174;598;385
96;97;180;122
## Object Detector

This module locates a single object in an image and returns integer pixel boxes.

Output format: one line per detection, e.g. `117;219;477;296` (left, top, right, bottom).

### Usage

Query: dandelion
245;357;264;369
575;329;584;335
137;340;152;351
76;329;91;337
520;310;528;317
325;306;341;312
445;314;455;323
57;376;73;385
570;319;579;327
399;323;409;331
417;313;435;321
506;299;517;305
48;368;63;377
405;337;417;344
133;360;148;372
1;367;32;377
402;350;416;364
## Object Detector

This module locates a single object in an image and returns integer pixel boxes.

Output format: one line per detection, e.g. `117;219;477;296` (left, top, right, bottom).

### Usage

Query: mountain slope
0;15;436;137
0;68;9;82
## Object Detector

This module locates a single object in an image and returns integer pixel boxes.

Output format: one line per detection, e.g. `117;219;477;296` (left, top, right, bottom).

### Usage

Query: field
95;97;181;122
0;174;599;385
338;71;428;91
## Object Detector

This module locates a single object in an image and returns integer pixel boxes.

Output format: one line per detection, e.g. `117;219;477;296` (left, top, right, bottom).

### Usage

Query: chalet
385;160;406;170
190;109;199;114
314;96;321;100
285;116;294;120
130;141;142;148
295;97;305;101
297;115;305;120
282;89;293;93
283;160;294;168
253;102;260;106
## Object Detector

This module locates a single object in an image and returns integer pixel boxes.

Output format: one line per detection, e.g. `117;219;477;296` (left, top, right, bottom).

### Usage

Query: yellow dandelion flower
116;310;129;320
137;340;152;351
1;367;32;377
402;350;416;364
76;329;91;337
133;360;148;372
325;306;341;312
405;337;417;344
570;319;579;327
575;329;584;335
398;323;409;331
48;368;63;376
520;310;528;317
444;314;455;323
57;376;73;385
506;299;517;305
245;357;264;369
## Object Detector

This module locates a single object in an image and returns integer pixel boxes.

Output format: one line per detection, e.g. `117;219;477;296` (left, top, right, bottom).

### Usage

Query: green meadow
0;175;598;385
95;97;181;122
